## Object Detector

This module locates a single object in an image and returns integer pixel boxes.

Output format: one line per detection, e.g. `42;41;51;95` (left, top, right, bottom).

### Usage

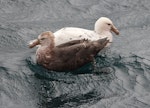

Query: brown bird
29;31;109;71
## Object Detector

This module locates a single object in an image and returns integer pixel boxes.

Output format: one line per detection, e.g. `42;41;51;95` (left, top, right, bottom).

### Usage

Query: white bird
53;17;119;47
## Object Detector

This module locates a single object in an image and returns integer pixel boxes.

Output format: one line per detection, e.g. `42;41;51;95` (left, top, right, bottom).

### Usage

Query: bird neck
95;28;113;42
37;40;55;56
41;38;55;50
94;21;113;42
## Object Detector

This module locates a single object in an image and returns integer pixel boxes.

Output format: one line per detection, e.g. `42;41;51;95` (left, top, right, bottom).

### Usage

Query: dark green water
0;0;150;108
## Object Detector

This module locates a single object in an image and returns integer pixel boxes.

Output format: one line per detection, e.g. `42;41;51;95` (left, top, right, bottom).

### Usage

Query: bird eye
107;23;111;25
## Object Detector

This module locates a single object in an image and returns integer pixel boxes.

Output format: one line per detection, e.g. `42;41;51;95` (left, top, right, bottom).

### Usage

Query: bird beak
111;25;119;35
28;39;40;48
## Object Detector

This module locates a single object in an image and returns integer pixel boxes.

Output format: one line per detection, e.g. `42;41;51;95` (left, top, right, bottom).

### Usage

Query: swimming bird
54;17;119;46
29;31;109;71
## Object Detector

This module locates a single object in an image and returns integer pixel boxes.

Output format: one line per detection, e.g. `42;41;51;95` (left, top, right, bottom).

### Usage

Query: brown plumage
29;31;109;71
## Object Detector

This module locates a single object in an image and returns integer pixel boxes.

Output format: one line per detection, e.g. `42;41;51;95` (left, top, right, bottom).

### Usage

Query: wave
25;51;150;108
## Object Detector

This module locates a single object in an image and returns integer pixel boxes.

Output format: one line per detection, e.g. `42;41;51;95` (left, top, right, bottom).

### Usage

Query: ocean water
0;0;150;108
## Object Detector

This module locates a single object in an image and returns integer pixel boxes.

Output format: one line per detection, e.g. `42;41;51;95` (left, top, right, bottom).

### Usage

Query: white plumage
53;17;119;46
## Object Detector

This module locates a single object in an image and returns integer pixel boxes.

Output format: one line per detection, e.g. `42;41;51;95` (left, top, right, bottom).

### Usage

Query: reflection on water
0;0;150;108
